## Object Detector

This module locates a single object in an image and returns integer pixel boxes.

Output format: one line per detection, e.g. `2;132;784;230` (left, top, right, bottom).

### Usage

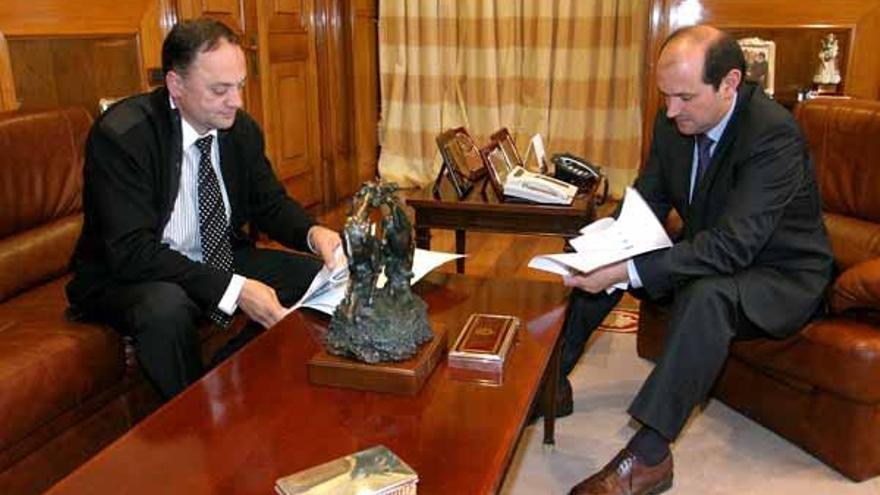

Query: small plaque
275;445;418;495
448;314;519;384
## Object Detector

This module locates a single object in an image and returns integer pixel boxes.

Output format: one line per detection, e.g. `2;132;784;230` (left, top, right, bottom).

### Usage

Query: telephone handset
504;166;578;205
551;153;608;205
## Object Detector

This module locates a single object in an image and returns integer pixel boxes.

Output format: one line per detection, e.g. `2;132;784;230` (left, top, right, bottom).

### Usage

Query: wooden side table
405;184;596;273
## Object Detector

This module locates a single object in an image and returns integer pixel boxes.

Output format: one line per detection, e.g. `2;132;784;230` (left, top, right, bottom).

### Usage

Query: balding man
552;26;832;494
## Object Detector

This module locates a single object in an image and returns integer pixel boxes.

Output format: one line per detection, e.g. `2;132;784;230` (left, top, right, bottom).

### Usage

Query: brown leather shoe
568;448;672;495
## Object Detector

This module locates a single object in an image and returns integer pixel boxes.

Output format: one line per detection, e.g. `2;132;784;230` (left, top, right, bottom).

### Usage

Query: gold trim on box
275;445;418;495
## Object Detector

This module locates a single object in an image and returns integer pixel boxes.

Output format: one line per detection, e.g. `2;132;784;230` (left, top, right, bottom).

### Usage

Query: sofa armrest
830;258;880;314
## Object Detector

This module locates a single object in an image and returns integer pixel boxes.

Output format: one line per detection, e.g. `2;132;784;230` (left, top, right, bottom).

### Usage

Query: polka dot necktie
195;135;234;327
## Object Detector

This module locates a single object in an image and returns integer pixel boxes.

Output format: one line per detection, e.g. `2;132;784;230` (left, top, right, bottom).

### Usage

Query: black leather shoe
528;377;573;424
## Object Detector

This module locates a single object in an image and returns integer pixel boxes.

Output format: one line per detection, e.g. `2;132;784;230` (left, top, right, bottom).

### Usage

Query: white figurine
813;33;841;85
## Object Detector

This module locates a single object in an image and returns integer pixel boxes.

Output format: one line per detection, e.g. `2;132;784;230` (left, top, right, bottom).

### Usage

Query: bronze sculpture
324;181;433;363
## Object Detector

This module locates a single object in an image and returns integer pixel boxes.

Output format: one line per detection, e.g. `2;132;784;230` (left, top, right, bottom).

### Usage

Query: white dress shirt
162;100;245;315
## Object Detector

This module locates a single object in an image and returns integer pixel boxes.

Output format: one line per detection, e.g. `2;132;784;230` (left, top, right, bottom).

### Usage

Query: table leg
455;229;465;273
416;227;431;250
542;336;562;446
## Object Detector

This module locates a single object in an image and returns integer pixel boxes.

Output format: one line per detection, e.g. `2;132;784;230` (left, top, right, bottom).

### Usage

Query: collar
705;92;737;144
169;97;218;149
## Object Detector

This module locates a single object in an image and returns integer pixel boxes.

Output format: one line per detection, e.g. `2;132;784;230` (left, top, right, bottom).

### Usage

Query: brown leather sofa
0;107;246;494
637;97;880;482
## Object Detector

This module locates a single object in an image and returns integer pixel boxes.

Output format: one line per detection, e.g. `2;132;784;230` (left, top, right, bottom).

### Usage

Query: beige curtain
378;0;647;197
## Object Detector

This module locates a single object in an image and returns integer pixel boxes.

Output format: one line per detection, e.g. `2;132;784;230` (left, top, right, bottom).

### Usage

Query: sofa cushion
830;258;880;313
0;215;82;303
731;317;880;404
0;107;90;302
0;278;123;454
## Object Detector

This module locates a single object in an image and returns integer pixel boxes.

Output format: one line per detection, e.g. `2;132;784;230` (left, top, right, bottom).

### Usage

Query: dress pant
78;247;322;399
560;275;766;441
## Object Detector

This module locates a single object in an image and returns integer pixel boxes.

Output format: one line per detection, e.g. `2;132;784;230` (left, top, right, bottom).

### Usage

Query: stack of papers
285;248;464;315
528;187;672;289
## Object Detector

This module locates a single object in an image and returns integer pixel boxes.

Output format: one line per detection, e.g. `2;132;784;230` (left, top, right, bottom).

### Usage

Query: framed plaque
490;127;525;171
436;127;487;180
479;140;514;200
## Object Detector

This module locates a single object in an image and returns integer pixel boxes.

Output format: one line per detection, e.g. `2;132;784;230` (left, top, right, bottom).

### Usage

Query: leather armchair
637;97;880;482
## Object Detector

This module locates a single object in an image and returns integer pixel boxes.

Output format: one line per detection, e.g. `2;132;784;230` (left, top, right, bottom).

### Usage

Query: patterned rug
597;294;640;333
597;308;640;333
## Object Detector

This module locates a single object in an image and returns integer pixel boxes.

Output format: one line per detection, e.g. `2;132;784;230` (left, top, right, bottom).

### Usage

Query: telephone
551;153;608;204
504;166;578;205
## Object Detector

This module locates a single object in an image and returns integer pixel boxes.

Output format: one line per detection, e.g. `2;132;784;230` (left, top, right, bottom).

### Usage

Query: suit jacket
67;87;316;310
633;82;833;337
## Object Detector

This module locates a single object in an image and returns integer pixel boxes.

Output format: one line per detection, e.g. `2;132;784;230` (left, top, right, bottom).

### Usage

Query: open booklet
285;248;464;316
528;187;672;290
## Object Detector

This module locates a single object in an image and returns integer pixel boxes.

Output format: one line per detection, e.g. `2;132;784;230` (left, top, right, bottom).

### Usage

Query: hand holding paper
528;187;672;290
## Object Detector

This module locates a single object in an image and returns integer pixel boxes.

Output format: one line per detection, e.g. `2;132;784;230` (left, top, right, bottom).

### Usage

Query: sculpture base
308;326;447;395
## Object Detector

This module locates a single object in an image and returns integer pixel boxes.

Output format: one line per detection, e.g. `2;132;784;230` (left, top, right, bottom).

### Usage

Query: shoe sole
643;474;673;495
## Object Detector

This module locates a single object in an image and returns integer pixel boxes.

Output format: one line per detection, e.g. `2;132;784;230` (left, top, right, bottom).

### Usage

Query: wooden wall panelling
314;0;354;203
0;0;175;89
0;31;18;111
8;37;143;117
351;0;379;188
177;0;244;33
642;0;880;164
313;0;379;204
258;0;323;207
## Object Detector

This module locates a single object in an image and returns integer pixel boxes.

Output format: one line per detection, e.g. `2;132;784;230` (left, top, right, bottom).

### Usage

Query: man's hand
563;261;628;294
238;278;286;328
308;225;343;268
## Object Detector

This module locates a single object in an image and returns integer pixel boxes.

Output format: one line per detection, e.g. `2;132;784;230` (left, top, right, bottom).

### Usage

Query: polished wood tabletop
405;184;595;273
47;273;571;495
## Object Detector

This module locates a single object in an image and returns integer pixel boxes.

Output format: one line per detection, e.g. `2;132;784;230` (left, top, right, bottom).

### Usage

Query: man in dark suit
557;26;833;495
66;18;342;399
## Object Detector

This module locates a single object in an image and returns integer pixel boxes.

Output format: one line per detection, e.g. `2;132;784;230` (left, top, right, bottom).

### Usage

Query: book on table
275;445;417;495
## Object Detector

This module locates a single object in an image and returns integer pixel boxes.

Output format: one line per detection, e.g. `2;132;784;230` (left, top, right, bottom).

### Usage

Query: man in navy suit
67;18;341;399
558;25;833;495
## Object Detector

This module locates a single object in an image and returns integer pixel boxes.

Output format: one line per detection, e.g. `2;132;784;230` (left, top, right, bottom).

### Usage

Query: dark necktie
694;133;714;190
195;135;234;327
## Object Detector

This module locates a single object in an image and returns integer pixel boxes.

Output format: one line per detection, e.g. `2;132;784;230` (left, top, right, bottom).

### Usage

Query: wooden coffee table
47;273;571;495
405;184;595;273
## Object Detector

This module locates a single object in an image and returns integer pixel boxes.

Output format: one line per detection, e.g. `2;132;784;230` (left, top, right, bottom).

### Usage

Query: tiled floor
500;331;880;495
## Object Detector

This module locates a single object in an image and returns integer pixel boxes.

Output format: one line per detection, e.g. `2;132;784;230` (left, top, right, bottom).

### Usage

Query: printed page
286;248;464;316
528;187;672;277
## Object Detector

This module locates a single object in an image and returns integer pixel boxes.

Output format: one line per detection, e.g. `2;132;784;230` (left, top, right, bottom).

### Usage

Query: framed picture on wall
738;37;776;97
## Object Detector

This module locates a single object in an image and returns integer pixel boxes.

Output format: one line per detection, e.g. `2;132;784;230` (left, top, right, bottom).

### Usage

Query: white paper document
528;187;672;281
285;248;464;316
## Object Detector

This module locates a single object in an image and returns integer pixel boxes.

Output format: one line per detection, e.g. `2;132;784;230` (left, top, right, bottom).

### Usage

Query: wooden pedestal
307;326;447;395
